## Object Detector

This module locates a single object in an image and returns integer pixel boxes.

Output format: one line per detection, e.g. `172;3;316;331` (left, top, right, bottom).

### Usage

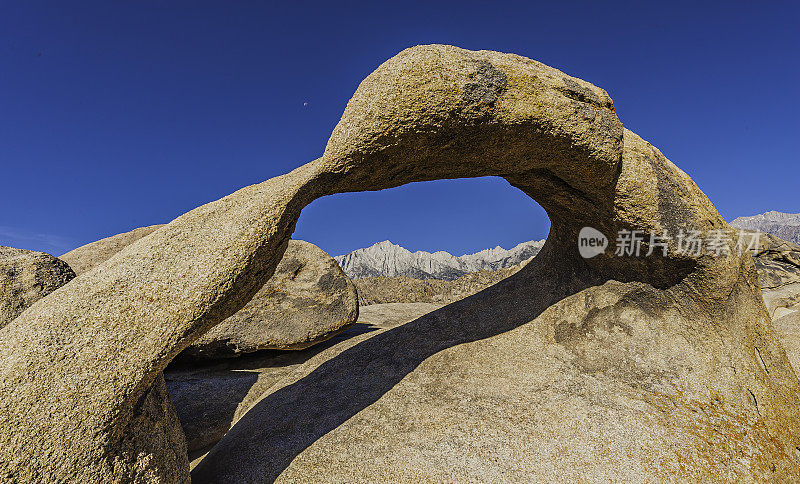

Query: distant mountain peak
334;239;546;281
730;211;800;246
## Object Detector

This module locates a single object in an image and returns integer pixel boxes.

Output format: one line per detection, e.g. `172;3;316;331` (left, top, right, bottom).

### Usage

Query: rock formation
184;239;358;358
165;302;438;457
353;257;530;305
1;44;799;482
0;246;75;328
749;232;800;373
335;239;544;280
60;225;163;275
731;211;800;245
61;227;358;358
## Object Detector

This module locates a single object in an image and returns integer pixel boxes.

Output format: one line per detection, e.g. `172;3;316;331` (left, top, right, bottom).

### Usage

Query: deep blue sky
2;1;798;257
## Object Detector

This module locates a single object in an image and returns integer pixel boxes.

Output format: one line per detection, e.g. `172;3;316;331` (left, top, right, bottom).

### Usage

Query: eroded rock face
752;233;800;290
60;225;164;275
63;228;358;358
184;240;358;358
1;45;798;482
0;246;75;329
750;233;800;373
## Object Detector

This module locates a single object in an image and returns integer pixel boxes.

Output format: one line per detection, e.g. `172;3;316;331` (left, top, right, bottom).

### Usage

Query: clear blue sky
2;1;798;257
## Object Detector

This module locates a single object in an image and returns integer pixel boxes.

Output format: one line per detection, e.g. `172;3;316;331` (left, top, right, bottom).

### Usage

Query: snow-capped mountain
334;239;546;280
730;211;800;245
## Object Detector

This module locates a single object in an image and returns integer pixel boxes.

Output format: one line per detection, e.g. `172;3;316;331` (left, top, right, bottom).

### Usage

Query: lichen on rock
1;44;799;482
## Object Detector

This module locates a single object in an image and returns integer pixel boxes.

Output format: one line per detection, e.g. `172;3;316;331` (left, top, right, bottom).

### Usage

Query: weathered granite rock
0;246;75;328
60;225;164;275
165;302;436;456
184;239;358;358
750;232;800;290
356;302;442;326
747;233;800;373
2;45;799;482
63;228;357;358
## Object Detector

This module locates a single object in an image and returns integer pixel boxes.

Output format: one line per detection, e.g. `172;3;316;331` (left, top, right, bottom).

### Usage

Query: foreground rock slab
0;246;75;329
2;45;799;482
166;302;438;456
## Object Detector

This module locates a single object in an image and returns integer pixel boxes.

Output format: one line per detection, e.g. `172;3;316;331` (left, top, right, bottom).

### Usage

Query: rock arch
1;45;799;481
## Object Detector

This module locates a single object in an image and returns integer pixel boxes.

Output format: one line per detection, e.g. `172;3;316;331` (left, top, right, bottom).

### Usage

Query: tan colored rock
184;239;358;358
750;232;800;290
2;45;799;482
60;225;164;275
747;233;800;373
356;302;442;326
0;246;75;329
63;228;358;358
773;308;800;372
354;258;530;305
166;302;437;456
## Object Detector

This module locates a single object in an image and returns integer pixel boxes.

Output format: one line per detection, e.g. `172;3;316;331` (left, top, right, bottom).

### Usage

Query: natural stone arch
1;45;798;482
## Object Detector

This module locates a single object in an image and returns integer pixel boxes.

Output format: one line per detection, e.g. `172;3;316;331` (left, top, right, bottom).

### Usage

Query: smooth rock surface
0;246;75;328
2;45;799;482
197;275;796;483
750;233;800;373
356;302;442;325
166;302;438;456
184;240;358;358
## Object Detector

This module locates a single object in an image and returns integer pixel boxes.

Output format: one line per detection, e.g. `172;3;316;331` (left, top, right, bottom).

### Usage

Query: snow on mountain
334;239;545;280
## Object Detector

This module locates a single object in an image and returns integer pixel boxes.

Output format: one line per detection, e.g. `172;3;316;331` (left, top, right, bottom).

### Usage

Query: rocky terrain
353;257;530;305
166;302;441;459
0;246;74;328
748;232;800;372
731;211;800;245
60;224;164;274
62;226;359;358
2;45;800;482
335;239;544;280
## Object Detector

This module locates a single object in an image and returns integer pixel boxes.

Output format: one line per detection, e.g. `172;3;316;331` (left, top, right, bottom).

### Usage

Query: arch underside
1;44;799;482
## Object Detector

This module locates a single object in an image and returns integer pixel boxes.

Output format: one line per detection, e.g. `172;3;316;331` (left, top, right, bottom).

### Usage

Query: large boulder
1;45;799;482
0;246;75;328
62;227;358;358
184;239;358;358
60;225;163;275
748;233;800;372
750;232;800;290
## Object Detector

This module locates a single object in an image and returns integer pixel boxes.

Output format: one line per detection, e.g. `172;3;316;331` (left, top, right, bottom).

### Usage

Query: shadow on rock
192;256;586;482
166;322;383;457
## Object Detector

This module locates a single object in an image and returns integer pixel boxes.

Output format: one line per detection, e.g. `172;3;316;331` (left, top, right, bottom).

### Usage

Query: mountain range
335;240;545;280
730;211;800;245
335;210;800;281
